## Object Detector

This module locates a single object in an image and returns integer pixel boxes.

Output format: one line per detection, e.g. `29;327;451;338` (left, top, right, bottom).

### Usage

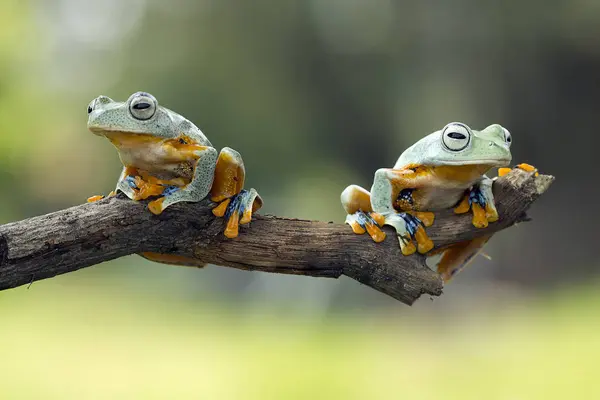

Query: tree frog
341;122;523;281
86;92;262;265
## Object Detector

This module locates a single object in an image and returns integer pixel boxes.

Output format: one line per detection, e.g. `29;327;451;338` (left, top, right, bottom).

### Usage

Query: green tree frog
341;122;531;281
87;92;262;265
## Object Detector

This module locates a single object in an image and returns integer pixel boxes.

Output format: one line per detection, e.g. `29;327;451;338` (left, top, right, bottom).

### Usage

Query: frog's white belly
414;187;468;210
118;145;173;170
112;139;196;179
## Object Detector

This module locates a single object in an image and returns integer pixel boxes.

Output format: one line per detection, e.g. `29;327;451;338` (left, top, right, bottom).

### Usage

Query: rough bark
0;169;553;305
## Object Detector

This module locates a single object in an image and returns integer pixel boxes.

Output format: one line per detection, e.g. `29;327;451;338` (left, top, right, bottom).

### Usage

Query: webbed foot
111;174;175;215
147;185;181;215
345;210;434;255
498;163;539;177
454;177;497;228
344;210;387;243
129;175;164;201
382;212;435;255
212;188;262;238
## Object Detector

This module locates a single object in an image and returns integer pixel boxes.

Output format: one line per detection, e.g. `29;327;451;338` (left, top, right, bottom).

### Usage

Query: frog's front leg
456;162;540;227
454;176;498;228
115;166;167;201
86;166;136;203
144;147;219;214
455;163;540;227
209;147;263;238
341;168;435;255
370;168;435;255
498;163;538;178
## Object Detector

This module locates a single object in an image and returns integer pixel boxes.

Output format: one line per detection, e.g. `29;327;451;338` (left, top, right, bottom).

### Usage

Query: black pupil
448;131;466;140
133;102;151;110
87;106;92;114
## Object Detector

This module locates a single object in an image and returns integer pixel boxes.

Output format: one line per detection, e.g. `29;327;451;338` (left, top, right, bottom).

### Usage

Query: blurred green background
1;0;599;398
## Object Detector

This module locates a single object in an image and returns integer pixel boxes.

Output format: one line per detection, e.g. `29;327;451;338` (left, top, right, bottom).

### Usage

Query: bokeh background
1;0;599;398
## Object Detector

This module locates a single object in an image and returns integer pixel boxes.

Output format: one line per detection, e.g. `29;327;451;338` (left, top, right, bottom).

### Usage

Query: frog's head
400;122;512;168
87;91;196;140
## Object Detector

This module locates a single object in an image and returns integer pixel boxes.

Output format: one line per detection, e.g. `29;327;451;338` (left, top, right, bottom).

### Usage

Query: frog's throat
426;164;497;184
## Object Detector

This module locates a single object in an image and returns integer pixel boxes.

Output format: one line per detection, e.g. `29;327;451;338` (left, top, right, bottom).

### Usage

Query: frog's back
165;107;212;147
393;132;439;169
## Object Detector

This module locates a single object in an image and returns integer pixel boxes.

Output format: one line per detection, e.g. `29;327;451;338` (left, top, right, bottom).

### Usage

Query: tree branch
0;169;553;305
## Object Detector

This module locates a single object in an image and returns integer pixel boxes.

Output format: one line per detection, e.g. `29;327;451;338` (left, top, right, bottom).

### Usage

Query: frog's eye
503;128;512;147
129;94;157;120
442;123;471;152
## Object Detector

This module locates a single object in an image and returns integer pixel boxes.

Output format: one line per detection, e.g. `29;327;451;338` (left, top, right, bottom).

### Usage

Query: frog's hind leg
433;234;493;282
341;185;386;243
210;147;263;238
454;176;498;228
146;147;219;215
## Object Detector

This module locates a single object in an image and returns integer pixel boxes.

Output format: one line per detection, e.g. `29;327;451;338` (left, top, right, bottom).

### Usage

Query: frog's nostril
87;106;93;114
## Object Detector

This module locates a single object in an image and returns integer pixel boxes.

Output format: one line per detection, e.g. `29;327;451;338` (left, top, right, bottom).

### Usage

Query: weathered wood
0;169;553;305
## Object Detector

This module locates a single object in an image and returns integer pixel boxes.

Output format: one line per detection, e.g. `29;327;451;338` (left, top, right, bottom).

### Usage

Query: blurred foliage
1;0;599;397
1;0;597;285
0;274;599;399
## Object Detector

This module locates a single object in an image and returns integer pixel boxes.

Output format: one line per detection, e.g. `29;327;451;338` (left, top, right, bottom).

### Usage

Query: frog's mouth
89;125;162;139
88;125;158;137
438;158;512;167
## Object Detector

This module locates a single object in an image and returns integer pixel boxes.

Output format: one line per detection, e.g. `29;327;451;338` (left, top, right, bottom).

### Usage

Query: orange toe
414;226;434;254
240;208;253;225
516;163;535;172
454;195;471;214
498;167;512;177
132;176;164;200
87;195;104;203
148;197;165;215
212;198;231;217
224;212;240;238
401;238;417;256
349;221;366;234
516;163;539;176
370;212;385;227
365;222;386;243
471;203;488;228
